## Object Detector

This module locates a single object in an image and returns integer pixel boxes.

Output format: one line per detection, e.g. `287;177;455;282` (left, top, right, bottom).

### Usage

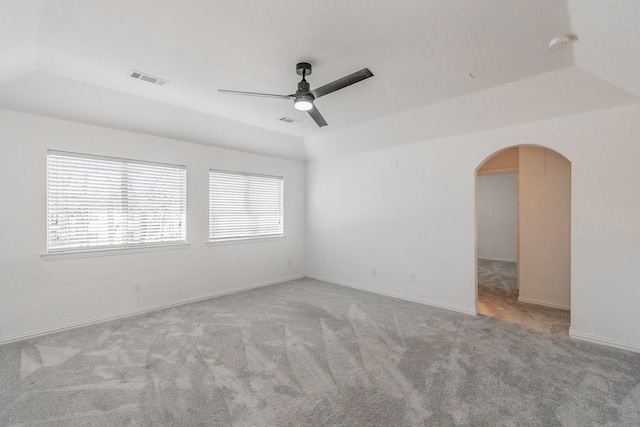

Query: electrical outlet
371;269;377;277
410;273;416;282
133;283;142;294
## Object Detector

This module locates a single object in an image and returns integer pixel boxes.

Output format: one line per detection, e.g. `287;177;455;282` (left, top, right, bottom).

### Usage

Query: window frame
46;150;187;254
208;169;284;243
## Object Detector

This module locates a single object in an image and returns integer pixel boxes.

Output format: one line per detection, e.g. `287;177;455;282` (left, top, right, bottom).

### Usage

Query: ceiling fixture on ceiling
218;62;373;127
129;70;169;86
548;36;571;50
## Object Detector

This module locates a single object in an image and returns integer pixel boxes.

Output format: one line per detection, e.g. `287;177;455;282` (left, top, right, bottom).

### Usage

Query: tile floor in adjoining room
477;259;570;334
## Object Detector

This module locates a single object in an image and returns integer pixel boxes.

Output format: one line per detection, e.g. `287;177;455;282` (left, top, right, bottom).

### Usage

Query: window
47;151;187;252
209;169;283;241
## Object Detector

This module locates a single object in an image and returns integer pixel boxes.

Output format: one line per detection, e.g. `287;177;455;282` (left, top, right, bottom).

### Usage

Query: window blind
209;170;283;241
47;151;187;252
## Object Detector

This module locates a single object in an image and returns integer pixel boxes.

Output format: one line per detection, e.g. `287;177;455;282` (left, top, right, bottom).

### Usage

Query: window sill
207;235;285;247
41;243;191;260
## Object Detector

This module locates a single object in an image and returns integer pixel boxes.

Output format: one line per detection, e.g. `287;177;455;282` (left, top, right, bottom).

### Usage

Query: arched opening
475;146;571;333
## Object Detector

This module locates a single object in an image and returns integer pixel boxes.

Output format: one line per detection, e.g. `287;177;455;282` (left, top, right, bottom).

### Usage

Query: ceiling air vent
279;117;296;123
129;70;169;86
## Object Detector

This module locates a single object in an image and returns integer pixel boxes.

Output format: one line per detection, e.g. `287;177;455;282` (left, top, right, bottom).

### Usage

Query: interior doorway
475;146;571;334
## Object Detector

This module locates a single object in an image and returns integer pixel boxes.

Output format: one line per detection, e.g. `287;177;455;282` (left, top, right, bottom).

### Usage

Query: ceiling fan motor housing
296;79;312;97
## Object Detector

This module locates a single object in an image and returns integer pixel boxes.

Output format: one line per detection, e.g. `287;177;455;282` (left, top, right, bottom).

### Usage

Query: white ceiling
567;0;640;98
0;0;638;160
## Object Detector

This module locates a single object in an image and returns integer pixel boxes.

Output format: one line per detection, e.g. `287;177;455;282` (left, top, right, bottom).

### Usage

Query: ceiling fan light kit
294;95;314;111
219;62;373;127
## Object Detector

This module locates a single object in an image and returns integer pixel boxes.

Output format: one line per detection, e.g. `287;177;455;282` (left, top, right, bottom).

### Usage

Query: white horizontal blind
47;151;186;252
209;170;283;241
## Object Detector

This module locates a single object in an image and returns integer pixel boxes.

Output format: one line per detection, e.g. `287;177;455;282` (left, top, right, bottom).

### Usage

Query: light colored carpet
1;278;639;426
477;259;571;334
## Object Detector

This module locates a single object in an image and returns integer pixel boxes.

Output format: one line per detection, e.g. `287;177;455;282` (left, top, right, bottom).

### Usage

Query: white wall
3;99;640;355
0;109;306;343
518;147;571;309
306;139;479;315
476;174;518;262
306;103;640;352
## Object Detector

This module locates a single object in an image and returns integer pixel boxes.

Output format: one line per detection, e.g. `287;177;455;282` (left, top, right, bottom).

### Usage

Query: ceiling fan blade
311;68;374;99
218;89;293;100
307;106;328;127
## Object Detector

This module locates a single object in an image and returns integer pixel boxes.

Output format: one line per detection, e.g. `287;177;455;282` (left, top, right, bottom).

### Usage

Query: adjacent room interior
1;0;640;425
476;146;571;333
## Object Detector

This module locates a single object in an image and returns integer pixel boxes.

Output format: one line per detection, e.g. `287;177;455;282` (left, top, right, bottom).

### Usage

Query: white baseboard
0;274;304;346
569;328;640;354
477;257;517;263
305;274;477;316
6;274;638;356
517;296;570;311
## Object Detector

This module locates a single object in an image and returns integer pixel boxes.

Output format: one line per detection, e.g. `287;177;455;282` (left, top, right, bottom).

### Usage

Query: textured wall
518;147;571;309
476;173;518;262
0;109;306;342
306;104;640;352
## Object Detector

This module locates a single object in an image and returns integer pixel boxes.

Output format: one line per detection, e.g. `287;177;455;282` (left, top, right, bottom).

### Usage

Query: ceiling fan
218;62;373;127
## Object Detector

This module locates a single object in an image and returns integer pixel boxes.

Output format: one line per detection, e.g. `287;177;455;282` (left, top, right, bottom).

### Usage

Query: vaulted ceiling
1;0;638;160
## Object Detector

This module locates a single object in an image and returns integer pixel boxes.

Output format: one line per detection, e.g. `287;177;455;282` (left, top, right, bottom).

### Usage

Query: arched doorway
475;146;571;333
